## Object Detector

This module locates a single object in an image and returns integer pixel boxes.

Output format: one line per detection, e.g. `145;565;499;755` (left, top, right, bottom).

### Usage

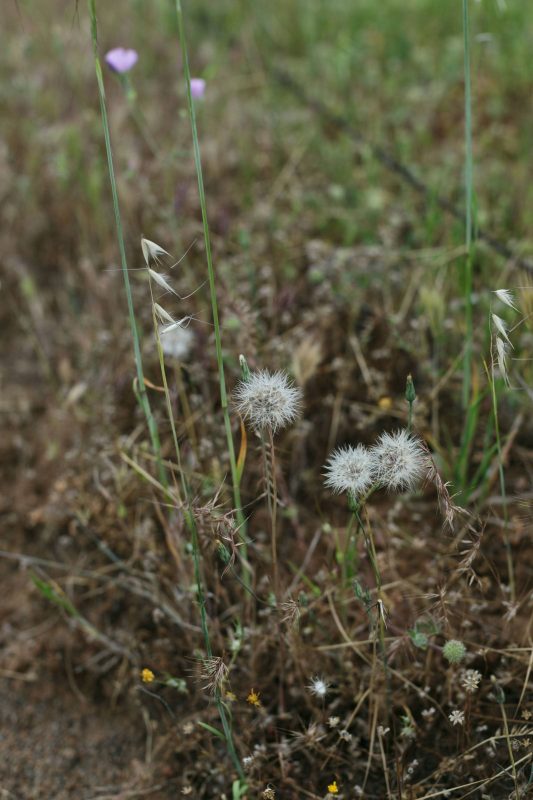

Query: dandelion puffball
159;324;194;361
370;429;427;492
234;370;302;434
307;676;329;698
324;444;375;498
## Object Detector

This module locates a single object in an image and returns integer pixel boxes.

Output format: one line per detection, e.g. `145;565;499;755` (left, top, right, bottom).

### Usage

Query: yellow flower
247;688;261;707
327;780;339;794
141;668;155;683
225;690;237;702
378;396;392;410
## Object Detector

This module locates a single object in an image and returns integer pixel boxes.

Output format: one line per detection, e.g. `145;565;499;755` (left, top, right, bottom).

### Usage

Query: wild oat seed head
370;429;427;492
443;639;467;664
324;444;375;498
494;289;518;311
234;369;302;434
495;337;511;386
307;676;329;698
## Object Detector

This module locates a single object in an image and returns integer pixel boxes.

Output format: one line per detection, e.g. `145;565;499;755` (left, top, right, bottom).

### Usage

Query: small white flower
339;729;352;742
370;429;427;492
493;289;517;311
461;669;482;694
159;324;194;361
324;444;375;498
234;370;302;434
307;676;329;698
328;716;340;728
449;709;465;726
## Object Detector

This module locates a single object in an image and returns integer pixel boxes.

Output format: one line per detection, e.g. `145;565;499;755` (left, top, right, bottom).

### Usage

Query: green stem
149;281;244;781
462;0;474;410
87;0;166;488
173;0;249;586
488;356;515;602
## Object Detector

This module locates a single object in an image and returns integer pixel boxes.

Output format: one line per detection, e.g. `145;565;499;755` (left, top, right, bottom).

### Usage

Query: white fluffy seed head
233;370;302;434
324;445;375;498
370;429;427;492
307;676;329;698
159;324;194;361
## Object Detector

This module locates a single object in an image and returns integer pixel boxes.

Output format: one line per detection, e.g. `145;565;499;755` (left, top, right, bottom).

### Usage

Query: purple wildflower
190;78;206;99
105;48;139;74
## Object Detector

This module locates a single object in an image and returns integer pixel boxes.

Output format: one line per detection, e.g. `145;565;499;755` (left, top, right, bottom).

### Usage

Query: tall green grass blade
87;0;166;488
173;0;249;586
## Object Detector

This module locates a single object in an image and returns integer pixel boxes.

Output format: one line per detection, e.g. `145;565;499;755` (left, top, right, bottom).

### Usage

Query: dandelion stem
87;0;166;488
173;0;249;587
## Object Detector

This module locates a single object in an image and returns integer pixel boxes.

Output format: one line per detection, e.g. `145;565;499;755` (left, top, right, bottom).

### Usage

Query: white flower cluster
324;429;428;499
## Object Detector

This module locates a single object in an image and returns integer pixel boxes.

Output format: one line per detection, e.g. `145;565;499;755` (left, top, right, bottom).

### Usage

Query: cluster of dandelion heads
324;444;374;499
234;369;302;434
370;429;427;492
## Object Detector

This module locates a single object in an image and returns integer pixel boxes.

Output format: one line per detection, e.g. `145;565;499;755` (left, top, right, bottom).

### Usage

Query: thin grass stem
172;0;249;587
87;0;166;488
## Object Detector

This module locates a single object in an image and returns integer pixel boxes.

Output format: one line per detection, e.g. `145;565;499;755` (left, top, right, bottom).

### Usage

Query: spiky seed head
370;429;427;492
324;445;375;498
443;639;466;664
233;369;302;434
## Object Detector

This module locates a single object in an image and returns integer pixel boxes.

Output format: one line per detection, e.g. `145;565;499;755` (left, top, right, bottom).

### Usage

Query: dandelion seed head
370;429;427;492
159;324;194;361
324;444;375;498
234;369;302;434
307;676;329;698
105;47;138;74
